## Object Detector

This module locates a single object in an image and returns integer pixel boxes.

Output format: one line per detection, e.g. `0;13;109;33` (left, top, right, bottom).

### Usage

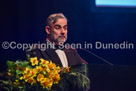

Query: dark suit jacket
26;47;87;67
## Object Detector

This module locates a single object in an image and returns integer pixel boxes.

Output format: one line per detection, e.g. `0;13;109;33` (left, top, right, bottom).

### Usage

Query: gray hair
46;13;67;26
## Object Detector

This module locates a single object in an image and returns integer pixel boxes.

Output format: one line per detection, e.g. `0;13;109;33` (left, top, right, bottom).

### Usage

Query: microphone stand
80;48;114;66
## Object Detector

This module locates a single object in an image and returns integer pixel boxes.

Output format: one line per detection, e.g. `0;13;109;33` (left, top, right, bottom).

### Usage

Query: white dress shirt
55;49;68;67
46;39;68;67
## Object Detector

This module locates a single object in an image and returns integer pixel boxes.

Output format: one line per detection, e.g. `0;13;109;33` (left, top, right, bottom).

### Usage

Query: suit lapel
45;49;62;67
64;49;72;67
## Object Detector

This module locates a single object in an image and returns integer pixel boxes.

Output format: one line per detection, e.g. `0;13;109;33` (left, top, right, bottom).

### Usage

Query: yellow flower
20;67;36;81
54;68;60;73
13;80;20;87
37;74;44;82
42;67;47;74
7;72;12;76
56;66;60;70
27;77;36;85
44;66;50;73
20;76;24;80
49;72;53;79
30;57;38;66
40;58;49;67
30;69;37;77
36;66;42;72
7;69;13;76
20;74;36;85
24;75;29;81
23;67;31;75
48;61;56;70
40;78;53;90
62;67;70;73
53;73;60;84
23;67;37;77
20;74;29;81
66;67;70;72
21;74;36;85
20;74;31;83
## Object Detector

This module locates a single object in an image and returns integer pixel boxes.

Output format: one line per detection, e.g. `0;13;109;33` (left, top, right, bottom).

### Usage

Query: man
27;13;87;67
27;13;90;91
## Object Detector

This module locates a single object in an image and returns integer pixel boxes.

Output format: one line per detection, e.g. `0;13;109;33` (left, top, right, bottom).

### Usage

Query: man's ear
45;26;51;35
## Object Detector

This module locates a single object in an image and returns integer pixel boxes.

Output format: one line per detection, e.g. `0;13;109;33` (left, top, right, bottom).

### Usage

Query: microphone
79;48;114;66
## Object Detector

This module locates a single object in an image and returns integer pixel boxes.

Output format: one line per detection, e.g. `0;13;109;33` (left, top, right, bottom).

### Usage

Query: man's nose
60;28;65;34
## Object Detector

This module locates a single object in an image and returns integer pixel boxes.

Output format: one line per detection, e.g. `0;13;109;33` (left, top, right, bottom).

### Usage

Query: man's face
48;18;67;44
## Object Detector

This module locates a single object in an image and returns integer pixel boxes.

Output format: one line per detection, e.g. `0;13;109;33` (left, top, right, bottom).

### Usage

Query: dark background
0;0;136;91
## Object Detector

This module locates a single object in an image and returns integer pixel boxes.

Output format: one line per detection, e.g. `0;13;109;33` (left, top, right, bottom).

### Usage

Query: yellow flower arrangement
0;56;90;91
4;56;72;91
14;57;62;90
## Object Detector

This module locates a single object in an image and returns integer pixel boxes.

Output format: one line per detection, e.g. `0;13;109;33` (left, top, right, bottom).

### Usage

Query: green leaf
0;80;9;85
26;65;33;69
16;70;23;79
16;70;23;75
7;61;16;68
10;69;16;74
18;61;29;67
19;86;26;91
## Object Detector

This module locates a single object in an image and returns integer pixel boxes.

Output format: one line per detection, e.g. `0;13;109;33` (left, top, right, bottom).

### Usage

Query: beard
50;34;67;44
56;36;67;43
